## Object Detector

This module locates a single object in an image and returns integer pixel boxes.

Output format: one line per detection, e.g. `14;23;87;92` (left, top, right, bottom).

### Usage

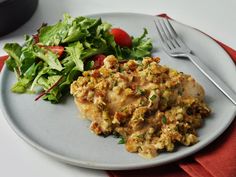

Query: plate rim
0;12;236;170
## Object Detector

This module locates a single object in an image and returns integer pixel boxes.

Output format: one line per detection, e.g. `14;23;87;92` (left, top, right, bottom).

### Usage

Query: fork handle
186;53;236;105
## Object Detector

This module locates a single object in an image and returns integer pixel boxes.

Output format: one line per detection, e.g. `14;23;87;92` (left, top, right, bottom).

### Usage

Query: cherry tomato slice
46;46;64;57
110;28;132;48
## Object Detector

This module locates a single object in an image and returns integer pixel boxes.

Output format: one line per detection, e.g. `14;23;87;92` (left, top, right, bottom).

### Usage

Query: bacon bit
126;60;138;71
35;76;63;101
114;112;126;122
95;90;105;97
91;69;101;78
130;84;137;90
118;73;128;81
77;97;88;103
90;122;102;135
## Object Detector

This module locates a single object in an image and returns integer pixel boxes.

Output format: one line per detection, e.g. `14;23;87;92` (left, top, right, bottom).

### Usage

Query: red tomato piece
32;34;39;43
47;46;64;57
92;54;106;69
110;28;132;48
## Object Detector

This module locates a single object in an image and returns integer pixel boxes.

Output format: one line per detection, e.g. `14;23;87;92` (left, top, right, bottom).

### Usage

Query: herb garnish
162;115;167;124
118;136;125;144
150;94;157;101
136;87;145;95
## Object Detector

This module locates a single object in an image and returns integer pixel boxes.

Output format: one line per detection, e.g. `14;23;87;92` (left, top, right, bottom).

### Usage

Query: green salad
3;14;153;103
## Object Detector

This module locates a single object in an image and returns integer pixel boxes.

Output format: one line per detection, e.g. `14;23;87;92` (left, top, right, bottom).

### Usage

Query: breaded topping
71;55;211;158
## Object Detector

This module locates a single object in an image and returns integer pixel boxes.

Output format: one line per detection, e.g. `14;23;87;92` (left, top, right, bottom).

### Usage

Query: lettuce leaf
39;16;69;45
130;28;153;59
3;43;22;70
65;42;84;71
33;45;63;71
3;14;153;103
11;77;31;93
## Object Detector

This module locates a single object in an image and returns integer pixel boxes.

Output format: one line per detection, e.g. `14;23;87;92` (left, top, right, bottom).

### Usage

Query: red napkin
0;55;8;71
0;14;235;177
107;14;236;177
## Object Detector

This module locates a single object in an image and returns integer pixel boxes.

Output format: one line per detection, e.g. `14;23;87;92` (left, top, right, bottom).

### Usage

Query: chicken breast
71;55;210;158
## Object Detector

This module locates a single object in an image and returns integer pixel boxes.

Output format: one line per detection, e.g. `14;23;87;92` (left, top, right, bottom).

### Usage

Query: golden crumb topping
71;55;211;158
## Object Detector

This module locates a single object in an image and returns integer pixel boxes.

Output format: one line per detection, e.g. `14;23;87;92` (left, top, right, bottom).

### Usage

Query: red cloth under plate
0;14;235;177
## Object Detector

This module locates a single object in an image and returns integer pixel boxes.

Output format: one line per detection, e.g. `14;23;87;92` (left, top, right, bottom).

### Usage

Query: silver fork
154;18;236;105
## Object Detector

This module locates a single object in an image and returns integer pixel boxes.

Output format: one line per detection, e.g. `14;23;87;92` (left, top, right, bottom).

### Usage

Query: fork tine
154;20;164;42
162;19;181;48
164;19;178;38
154;19;168;41
161;18;180;48
163;18;186;47
159;18;172;39
154;18;173;49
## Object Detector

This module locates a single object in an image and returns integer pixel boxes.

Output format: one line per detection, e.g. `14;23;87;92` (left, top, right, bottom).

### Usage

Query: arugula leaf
23;35;35;48
37;76;62;103
24;62;43;80
5;56;17;71
130;28;153;59
30;66;50;91
39;19;69;45
20;50;36;74
96;22;112;35
65;42;84;71
3;14;153;103
62;17;102;43
11;77;31;93
3;43;22;71
33;45;63;71
59;67;80;92
62;25;87;43
132;28;148;46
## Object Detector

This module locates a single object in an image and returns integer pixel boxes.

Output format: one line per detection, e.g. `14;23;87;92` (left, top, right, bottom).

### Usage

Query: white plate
0;13;236;170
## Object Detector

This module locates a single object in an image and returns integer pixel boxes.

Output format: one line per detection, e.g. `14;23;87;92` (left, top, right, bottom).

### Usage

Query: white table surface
0;0;236;176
